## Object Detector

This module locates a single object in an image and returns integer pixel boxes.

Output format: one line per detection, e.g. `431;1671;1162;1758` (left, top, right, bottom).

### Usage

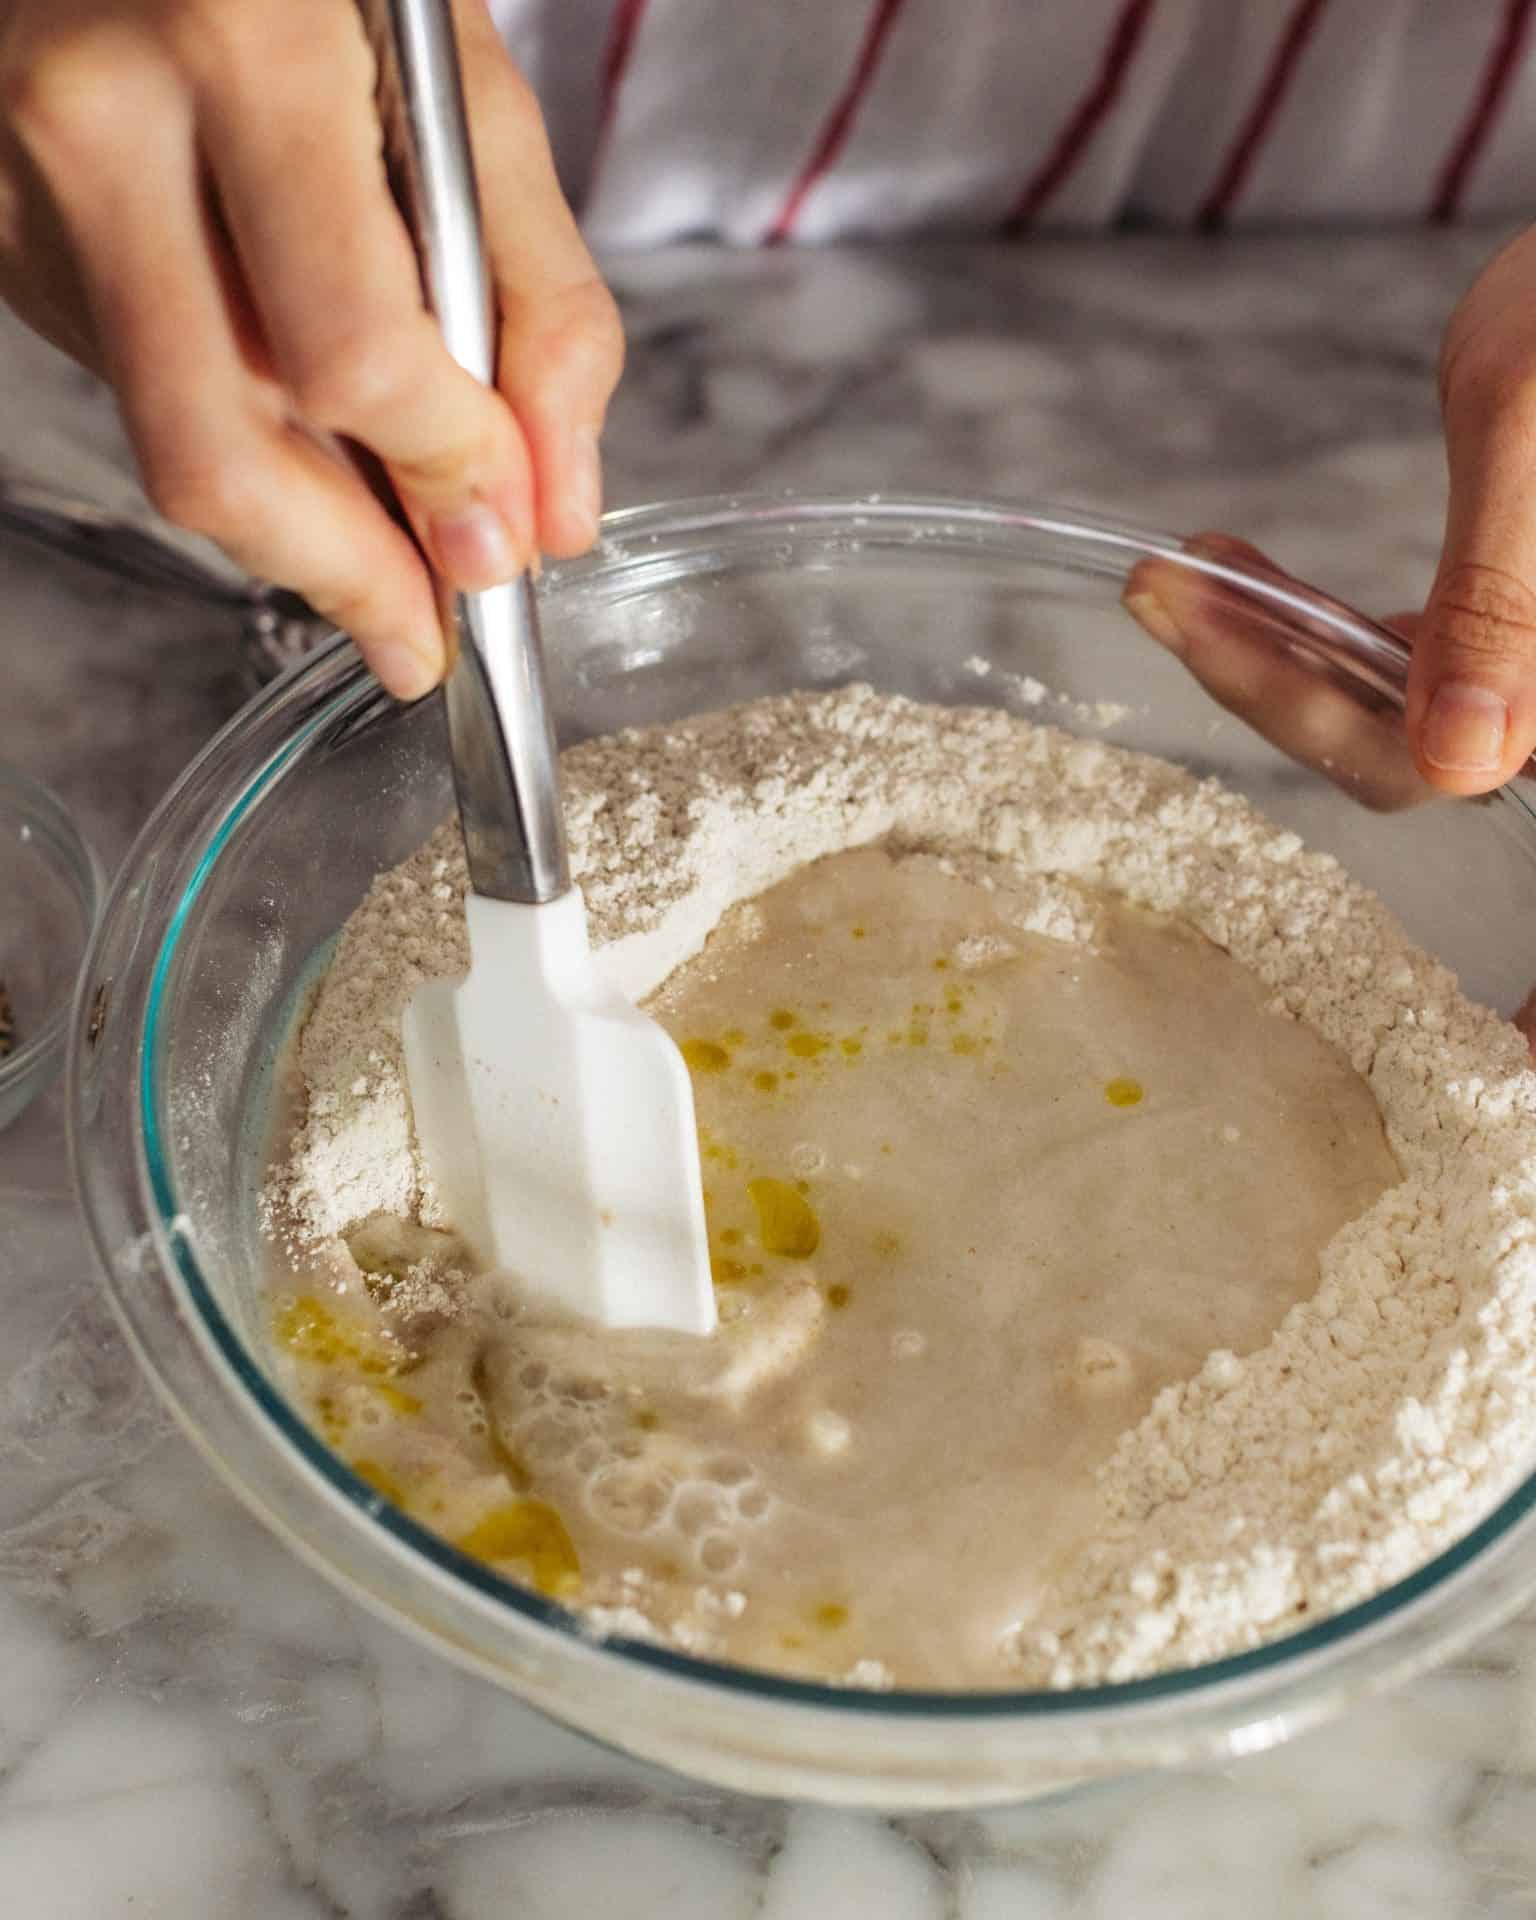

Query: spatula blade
402;890;716;1335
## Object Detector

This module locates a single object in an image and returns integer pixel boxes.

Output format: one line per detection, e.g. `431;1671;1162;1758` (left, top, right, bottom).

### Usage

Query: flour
266;685;1536;1687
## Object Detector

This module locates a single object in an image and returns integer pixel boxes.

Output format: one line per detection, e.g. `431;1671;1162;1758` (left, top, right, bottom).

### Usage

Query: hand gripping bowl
70;495;1536;1809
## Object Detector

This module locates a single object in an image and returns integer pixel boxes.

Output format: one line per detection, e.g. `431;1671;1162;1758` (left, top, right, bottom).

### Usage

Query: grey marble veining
4;231;1536;1916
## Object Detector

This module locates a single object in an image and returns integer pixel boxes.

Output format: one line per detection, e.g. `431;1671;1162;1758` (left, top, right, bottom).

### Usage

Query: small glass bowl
68;495;1536;1808
0;765;101;1128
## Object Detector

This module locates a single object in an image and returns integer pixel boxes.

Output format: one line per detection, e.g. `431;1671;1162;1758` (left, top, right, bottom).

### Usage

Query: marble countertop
6;232;1536;1917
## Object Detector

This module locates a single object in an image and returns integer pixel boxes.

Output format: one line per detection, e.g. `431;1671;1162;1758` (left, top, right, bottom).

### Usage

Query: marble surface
6;231;1536;1916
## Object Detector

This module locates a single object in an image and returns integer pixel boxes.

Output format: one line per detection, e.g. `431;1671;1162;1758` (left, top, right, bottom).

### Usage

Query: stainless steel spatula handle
363;0;570;905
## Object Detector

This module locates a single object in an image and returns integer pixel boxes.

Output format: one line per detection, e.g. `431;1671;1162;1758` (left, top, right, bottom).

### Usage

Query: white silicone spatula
366;0;715;1333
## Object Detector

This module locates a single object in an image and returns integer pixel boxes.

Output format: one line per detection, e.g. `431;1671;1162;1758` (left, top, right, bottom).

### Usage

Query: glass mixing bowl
0;763;101;1129
70;495;1536;1808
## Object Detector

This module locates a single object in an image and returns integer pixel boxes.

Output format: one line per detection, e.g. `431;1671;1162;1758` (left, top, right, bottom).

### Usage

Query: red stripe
1196;0;1330;230
585;0;651;206
1430;0;1535;222
1003;0;1159;234
764;0;910;246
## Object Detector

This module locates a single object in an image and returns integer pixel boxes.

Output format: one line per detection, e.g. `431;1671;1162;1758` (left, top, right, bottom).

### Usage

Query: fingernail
568;425;603;543
372;637;441;702
430;503;517;589
1422;681;1508;773
1123;588;1186;658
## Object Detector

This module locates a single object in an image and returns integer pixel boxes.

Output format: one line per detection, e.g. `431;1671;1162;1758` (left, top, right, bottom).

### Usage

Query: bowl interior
139;499;1536;1722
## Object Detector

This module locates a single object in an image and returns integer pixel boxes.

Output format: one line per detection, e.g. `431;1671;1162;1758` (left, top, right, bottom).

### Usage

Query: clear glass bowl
0;764;100;1129
69;495;1536;1808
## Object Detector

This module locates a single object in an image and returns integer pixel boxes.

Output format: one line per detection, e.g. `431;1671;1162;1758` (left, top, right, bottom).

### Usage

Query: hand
0;0;623;698
1122;543;1536;1055
1126;227;1536;799
1124;531;1436;815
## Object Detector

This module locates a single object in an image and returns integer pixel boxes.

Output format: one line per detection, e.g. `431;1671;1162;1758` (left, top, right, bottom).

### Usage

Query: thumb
1410;549;1536;796
1411;285;1536;794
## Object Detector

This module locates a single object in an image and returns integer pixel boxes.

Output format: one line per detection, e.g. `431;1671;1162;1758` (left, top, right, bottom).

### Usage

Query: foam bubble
587;1466;672;1533
673;1487;726;1538
520;1413;581;1464
704;1454;754;1487
699;1534;741;1575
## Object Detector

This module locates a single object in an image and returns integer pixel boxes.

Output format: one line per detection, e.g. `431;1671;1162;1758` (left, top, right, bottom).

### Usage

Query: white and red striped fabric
490;0;1536;245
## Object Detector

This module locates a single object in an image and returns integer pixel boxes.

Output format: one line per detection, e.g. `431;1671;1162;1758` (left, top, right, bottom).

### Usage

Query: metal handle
363;0;569;904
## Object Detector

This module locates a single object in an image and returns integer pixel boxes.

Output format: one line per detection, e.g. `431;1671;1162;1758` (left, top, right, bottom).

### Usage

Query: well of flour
262;687;1536;1689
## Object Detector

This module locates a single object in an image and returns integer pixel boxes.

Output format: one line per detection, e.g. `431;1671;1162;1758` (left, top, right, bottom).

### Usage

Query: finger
28;53;443;697
1408;368;1536;793
0;128;103;371
455;0;624;557
1123;534;1434;812
187;1;534;590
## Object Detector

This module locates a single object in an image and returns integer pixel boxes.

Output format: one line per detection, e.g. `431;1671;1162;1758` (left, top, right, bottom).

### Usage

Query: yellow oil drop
851;926;867;940
273;1295;344;1365
872;1229;902;1255
1105;1077;1145;1108
907;1025;930;1048
370;1381;423;1417
951;1033;980;1056
786;1031;830;1059
722;1028;747;1047
682;1038;731;1073
753;1070;780;1093
274;1295;408;1381
748;1178;821;1258
839;1037;862;1058
455;1499;581;1599
350;1458;408;1506
933;956;949;970
813;1601;850;1631
633;1408;661;1432
713;1255;751;1285
826;1283;852;1310
719;1227;742;1246
769;1009;798;1031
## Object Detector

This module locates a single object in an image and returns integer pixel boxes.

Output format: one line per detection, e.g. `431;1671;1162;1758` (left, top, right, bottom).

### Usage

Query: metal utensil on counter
0;473;333;683
362;0;715;1334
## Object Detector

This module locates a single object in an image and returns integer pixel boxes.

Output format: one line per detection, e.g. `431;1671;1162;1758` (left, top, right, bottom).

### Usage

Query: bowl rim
79;490;1536;1730
0;760;102;1098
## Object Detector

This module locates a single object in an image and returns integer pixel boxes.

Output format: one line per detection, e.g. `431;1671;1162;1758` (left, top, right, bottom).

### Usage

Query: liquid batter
267;845;1399;1686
